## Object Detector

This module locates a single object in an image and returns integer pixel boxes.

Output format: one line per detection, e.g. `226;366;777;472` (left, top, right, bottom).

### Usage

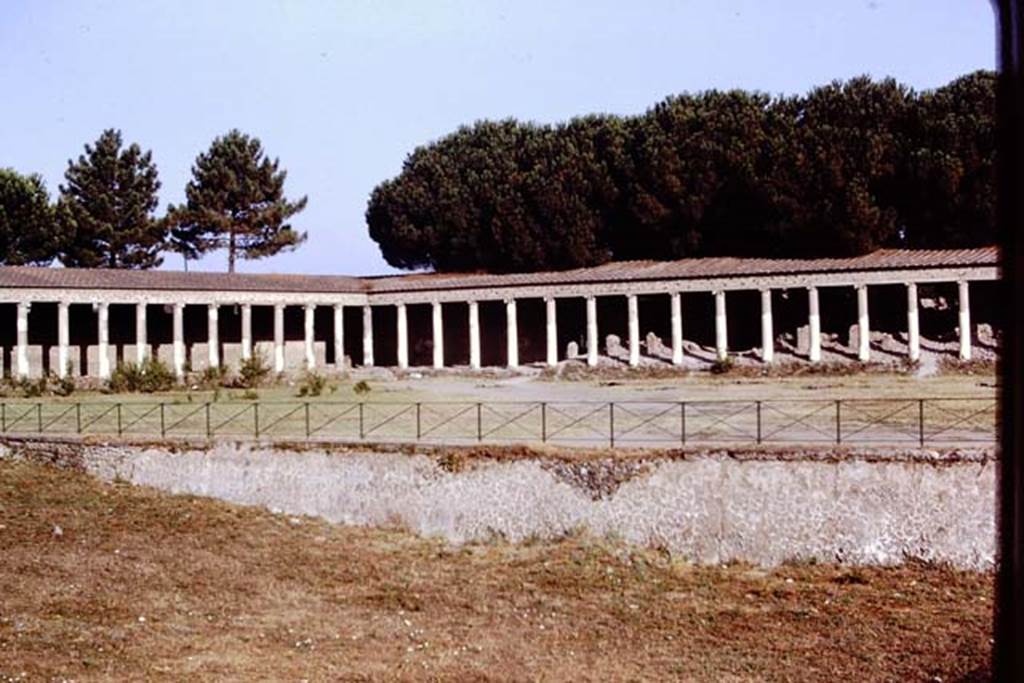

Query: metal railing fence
0;398;996;448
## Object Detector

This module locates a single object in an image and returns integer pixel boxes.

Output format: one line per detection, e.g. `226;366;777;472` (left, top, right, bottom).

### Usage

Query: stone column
586;296;598;367
207;304;219;369
505;299;519;368
808;286;822;363
545;297;558;367
173;303;186;379
958;280;972;361
273;304;285;373
15;302;29;379
362;305;374;367
304;304;316;370
333;304;345;370
670;292;683;366
240;304;252;361
714;290;728;362
468;301;481;370
856;285;870;362
760;289;774;364
432;301;444;369
906;283;920;362
97;302;111;380
135;303;148;365
396;303;409;369
57;301;70;378
627;294;640;367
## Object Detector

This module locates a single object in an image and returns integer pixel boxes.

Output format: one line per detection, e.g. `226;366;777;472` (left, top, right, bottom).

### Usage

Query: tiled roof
0;247;999;294
364;247;999;292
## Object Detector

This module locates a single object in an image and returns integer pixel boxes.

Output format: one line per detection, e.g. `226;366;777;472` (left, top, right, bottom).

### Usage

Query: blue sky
0;1;996;275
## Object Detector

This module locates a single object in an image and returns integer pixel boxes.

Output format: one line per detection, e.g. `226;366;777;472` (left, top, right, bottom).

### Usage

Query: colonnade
6;279;977;379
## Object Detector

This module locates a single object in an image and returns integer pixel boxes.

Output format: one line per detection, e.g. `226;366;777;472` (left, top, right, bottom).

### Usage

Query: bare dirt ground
0;459;992;681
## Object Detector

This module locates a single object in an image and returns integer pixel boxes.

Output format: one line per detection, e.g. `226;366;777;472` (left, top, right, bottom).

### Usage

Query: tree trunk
228;231;236;273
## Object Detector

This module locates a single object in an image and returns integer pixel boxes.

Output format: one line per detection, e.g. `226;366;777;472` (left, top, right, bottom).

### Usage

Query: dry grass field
0;458;992;681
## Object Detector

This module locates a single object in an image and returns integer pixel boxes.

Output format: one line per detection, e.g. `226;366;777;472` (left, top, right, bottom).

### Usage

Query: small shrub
199;365;227;388
238;353;272;389
17;375;48;398
709;356;734;375
353;380;371;395
241;388;259;401
297;370;327;397
53;371;76;397
108;357;176;393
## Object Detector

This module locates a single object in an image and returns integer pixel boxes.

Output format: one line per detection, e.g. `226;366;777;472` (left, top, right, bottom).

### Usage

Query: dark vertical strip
996;1;1024;677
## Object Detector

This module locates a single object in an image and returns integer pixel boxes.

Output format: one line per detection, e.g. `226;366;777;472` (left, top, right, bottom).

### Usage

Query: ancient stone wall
0;437;994;569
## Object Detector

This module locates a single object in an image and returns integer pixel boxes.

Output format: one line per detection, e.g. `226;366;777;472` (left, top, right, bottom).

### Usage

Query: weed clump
296;370;327;397
238;353;272;389
709;356;734;375
107;358;176;393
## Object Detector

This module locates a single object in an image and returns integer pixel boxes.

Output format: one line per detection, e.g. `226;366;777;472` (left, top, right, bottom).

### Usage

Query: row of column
9;282;975;379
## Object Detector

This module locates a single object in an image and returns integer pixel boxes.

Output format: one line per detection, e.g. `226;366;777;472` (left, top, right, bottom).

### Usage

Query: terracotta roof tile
0;247;999;295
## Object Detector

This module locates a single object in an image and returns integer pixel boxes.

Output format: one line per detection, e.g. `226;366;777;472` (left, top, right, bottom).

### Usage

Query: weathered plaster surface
1;439;994;569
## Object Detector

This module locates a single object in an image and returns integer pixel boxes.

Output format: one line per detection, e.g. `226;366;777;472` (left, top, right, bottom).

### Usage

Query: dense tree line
367;71;995;272
0;129;306;271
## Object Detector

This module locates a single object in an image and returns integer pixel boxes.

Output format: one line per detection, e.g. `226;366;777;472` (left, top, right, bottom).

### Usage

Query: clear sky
0;1;997;276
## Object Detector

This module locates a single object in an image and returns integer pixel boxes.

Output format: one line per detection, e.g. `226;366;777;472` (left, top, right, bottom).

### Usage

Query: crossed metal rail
0;398;996;447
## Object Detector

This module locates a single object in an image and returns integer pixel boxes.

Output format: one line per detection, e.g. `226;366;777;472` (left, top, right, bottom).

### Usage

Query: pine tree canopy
0;168;59;266
367;70;997;273
168;129;308;273
57;129;166;269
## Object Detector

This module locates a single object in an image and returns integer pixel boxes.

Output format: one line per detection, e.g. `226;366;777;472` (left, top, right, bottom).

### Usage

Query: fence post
304;402;311;439
205;402;212;439
37;402;42;433
755;400;762;445
680;401;686;446
415;402;421;440
835;400;842;445
253;403;259;439
1;403;5;432
76;402;82;434
359;402;365;440
116;402;123;437
159;402;165;439
919;398;925;447
476;403;483;442
609;402;615;448
541;402;547;443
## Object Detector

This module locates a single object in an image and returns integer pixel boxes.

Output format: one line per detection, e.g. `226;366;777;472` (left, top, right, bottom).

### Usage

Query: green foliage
366;71;996;271
52;370;76;397
57;129;167;269
3;371;75;398
0;168;59;265
709;357;734;375
198;365;228;389
107;357;176;393
353;380;371;395
296;370;327;397
237;353;272;389
168;129;308;272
